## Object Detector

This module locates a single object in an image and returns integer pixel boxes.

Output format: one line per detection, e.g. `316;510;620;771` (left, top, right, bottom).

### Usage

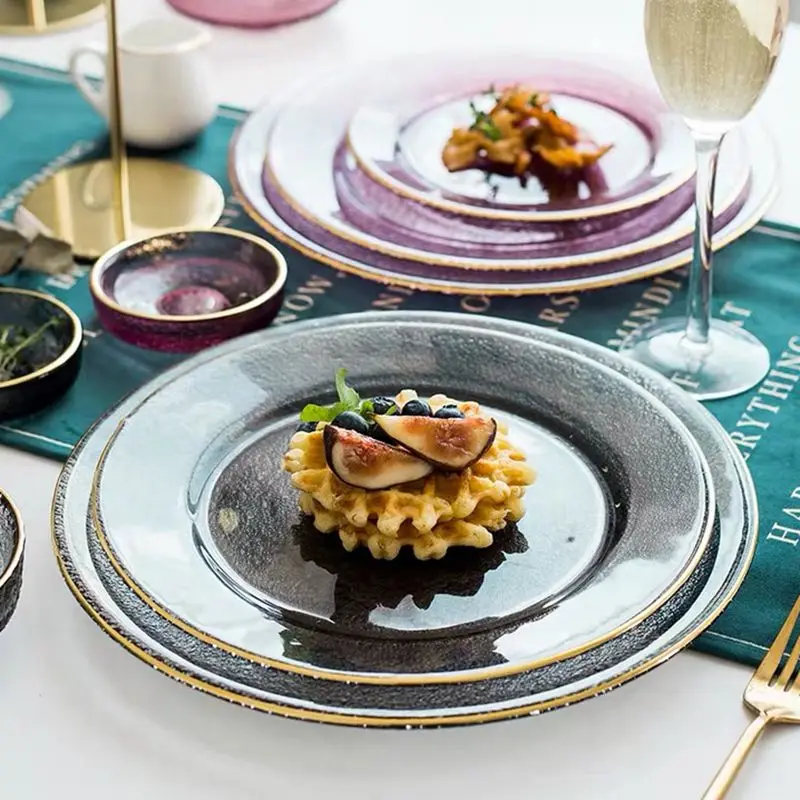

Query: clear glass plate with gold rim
90;313;713;683
51;312;756;727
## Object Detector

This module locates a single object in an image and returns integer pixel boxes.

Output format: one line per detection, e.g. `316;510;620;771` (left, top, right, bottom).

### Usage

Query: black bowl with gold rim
0;288;83;421
0;489;24;634
90;228;288;354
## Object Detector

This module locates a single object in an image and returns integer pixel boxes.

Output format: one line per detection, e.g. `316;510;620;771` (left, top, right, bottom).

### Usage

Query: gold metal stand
20;0;225;260
0;0;105;35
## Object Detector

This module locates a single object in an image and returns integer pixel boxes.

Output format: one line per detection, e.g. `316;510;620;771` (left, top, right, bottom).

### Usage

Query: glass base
619;317;770;401
20;159;225;260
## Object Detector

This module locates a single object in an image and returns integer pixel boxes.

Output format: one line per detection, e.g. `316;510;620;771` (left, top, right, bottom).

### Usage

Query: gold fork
702;594;800;798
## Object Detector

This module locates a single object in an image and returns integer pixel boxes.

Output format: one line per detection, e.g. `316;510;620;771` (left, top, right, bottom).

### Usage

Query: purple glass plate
335;143;700;260
230;68;778;294
346;57;695;221
267;135;749;271
265;170;750;286
264;53;750;271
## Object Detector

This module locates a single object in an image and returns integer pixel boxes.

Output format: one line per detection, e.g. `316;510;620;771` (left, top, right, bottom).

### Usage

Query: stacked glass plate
54;312;756;727
229;52;778;295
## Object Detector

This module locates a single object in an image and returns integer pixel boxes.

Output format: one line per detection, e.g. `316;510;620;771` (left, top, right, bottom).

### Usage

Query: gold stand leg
104;0;129;242
18;0;225;259
0;0;105;35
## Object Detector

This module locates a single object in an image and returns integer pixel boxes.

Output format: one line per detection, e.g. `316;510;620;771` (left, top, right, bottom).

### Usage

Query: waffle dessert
281;373;536;561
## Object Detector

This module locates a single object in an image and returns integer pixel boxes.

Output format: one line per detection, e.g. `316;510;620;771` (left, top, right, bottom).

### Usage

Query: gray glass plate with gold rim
50;313;755;727
90;317;713;681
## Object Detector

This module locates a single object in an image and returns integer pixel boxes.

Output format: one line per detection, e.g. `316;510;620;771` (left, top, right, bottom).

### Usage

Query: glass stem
685;134;724;347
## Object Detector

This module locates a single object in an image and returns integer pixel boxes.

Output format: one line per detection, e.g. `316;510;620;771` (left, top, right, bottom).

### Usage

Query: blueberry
370;396;398;415
331;411;370;434
401;399;431;416
434;405;465;419
296;421;318;433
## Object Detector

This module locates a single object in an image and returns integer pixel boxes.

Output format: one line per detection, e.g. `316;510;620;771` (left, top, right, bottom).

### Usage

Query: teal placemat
0;56;798;669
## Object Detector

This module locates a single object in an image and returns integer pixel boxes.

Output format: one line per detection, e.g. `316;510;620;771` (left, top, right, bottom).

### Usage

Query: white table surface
0;1;797;797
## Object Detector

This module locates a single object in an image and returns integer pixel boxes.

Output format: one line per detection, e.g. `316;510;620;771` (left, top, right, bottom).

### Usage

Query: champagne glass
620;0;788;400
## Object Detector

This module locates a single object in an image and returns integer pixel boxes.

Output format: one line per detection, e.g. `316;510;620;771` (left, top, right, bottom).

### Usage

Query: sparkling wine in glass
620;0;788;400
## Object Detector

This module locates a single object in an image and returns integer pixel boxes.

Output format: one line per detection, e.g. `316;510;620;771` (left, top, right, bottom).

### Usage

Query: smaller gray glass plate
91;316;713;682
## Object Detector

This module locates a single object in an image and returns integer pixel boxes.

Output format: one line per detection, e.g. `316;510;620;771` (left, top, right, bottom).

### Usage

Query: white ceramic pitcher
69;17;217;150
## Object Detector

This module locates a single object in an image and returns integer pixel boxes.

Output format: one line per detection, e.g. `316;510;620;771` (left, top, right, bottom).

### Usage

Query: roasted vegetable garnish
441;85;612;180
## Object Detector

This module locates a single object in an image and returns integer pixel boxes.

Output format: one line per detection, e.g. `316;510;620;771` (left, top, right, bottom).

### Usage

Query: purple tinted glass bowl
0;288;83;422
0;489;24;635
166;0;339;28
90;228;288;354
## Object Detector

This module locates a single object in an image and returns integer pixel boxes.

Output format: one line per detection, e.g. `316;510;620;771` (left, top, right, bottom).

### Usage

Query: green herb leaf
529;92;540;106
298;403;334;423
468;101;502;141
299;401;350;423
474;117;502;141
359;398;375;417
298;369;366;424
335;367;360;409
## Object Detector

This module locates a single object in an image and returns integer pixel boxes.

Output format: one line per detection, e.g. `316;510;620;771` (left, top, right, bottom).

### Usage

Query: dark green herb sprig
299;369;396;424
0;317;60;382
468;100;502;141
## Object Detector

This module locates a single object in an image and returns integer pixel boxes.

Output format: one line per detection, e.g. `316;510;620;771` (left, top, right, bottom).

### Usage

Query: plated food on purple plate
442;84;614;184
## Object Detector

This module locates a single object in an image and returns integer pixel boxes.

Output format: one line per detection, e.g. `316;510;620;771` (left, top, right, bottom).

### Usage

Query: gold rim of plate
86;381;717;687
